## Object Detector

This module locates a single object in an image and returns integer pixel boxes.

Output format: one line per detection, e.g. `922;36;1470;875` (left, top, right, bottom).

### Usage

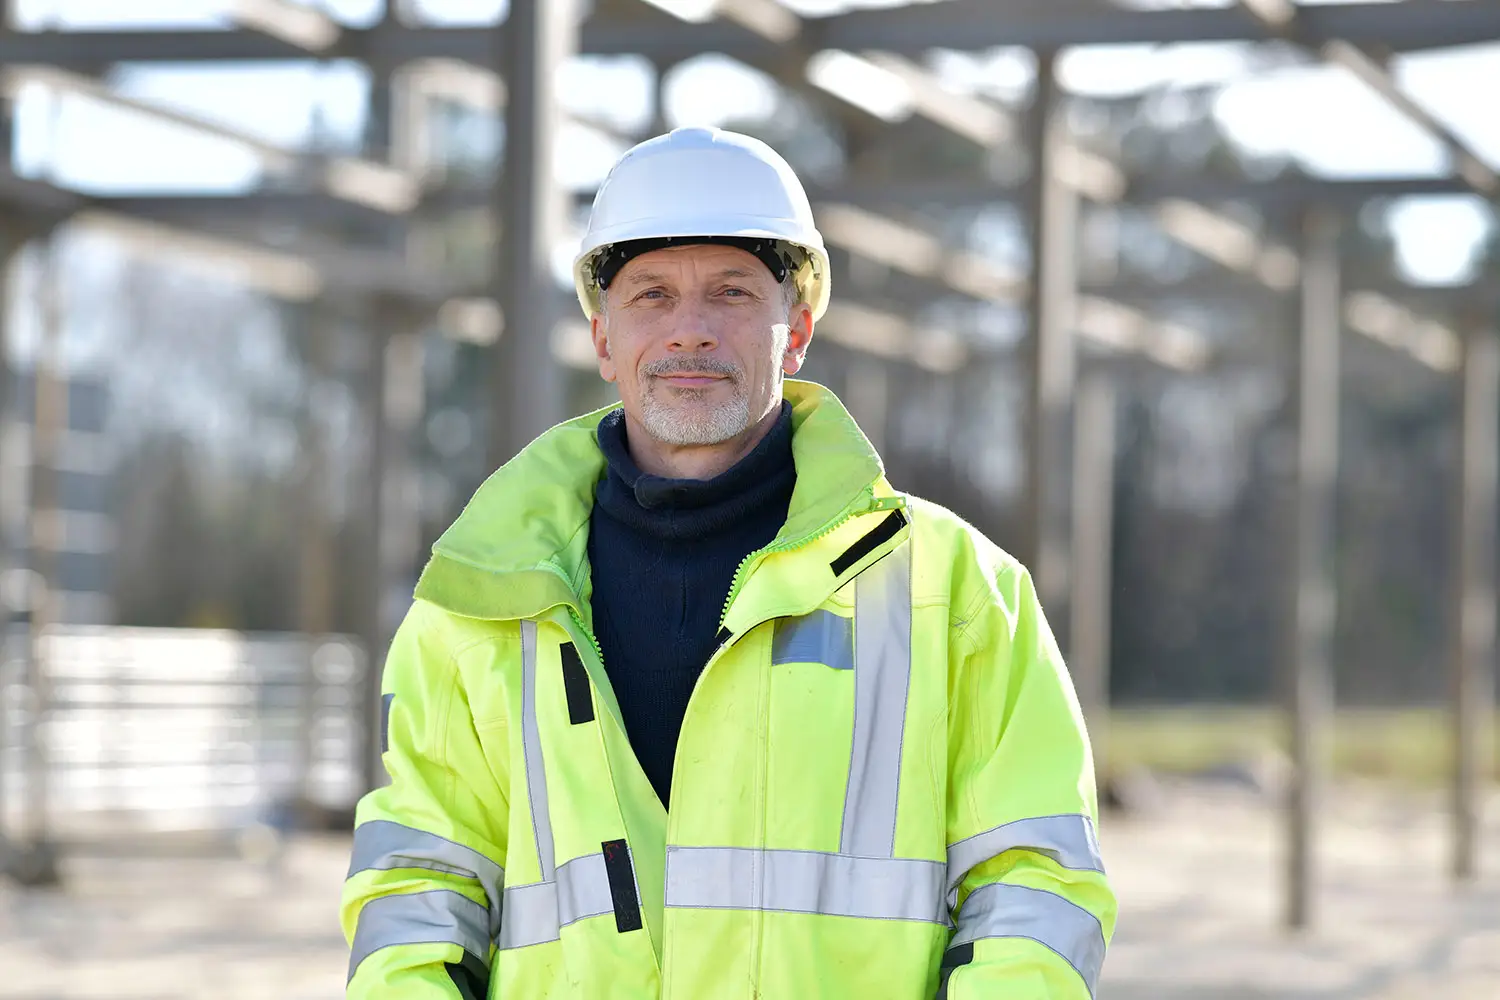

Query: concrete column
1450;319;1498;881
489;0;576;469
1022;50;1078;627
1070;370;1116;776
1284;206;1341;929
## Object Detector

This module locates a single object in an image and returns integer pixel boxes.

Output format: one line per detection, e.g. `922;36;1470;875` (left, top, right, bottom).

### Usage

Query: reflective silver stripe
950;882;1106;997
772;608;854;671
841;541;913;858
946;814;1105;907
347;820;506;937
510;625;631;951
347;889;490;982
520;619;555;880
497;852;620;950
664;845;945;924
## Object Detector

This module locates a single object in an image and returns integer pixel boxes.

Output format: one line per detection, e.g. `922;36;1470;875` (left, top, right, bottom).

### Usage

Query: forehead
614;243;771;286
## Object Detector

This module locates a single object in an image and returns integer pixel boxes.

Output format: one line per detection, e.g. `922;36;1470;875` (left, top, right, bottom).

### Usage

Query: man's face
591;243;813;447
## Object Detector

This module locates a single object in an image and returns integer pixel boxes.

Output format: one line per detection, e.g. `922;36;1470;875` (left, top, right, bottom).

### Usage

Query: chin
642;401;751;447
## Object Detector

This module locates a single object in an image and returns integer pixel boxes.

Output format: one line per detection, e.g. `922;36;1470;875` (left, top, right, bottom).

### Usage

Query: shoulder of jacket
901;494;1035;652
903;494;1025;579
399;599;522;665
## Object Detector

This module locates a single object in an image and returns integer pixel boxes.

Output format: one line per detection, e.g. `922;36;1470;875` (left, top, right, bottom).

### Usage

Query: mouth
655;373;730;389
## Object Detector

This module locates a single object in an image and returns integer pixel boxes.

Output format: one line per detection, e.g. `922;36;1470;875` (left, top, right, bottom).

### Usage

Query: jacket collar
413;380;890;623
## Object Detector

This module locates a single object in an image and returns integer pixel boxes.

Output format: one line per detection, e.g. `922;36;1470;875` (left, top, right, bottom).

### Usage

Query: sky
6;0;1497;288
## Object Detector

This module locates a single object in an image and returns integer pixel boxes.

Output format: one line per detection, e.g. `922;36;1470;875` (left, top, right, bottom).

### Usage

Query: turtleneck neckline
593;401;796;542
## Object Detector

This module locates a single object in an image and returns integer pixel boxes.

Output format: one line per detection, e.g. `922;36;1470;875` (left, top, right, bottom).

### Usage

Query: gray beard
639;383;753;446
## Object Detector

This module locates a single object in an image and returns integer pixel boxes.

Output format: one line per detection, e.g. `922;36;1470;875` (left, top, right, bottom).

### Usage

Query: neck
624;403;783;480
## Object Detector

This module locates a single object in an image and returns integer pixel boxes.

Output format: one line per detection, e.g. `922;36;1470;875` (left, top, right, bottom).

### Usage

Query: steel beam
1125;173;1473;208
843;356;891;455
709;0;802;44
821;1;1500;55
418;170;1478;222
1237;0;1499;200
0;2;1489;70
3;66;421;214
817;202;1027;302
489;0;575;469
15;232;64;886
1323;41;1498;199
292;298;336;809
105;171;1471;232
357;317;391;796
1088;268;1500;314
1023;51;1078;618
817;301;969;374
0;0;16;859
229;0;341;53
0;223;20;864
1284;206;1341;930
1449;319;1498;881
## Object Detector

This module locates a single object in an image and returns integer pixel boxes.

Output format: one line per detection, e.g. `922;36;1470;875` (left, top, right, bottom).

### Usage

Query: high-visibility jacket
341;379;1116;999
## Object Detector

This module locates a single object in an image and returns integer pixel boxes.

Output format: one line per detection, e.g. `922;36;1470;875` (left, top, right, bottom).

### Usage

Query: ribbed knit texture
587;401;795;807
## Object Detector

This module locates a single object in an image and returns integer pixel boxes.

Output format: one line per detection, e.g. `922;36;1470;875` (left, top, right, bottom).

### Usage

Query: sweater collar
593;401;794;533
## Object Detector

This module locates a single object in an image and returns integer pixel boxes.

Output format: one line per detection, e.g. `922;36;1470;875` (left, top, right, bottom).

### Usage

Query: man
341;126;1116;999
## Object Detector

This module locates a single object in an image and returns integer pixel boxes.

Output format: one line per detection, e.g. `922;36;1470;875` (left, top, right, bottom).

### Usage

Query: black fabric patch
712;626;733;653
829;508;908;577
935;942;975;1000
560;643;595;725
444;951;490;1000
601;839;644;934
380;692;395;753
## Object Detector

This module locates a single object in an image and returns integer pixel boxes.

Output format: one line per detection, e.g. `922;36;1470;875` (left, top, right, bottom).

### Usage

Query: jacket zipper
714;488;908;634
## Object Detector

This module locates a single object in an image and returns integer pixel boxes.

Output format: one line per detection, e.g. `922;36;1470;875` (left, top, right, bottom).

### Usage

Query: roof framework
0;0;1496;912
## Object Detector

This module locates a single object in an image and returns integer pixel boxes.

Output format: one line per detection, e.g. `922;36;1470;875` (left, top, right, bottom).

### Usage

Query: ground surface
2;779;1498;999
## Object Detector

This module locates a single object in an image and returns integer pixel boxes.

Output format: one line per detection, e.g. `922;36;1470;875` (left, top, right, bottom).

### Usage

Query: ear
781;302;815;376
591;311;616;383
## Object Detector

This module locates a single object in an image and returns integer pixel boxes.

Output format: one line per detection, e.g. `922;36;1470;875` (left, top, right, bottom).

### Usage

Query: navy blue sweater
587;402;795;807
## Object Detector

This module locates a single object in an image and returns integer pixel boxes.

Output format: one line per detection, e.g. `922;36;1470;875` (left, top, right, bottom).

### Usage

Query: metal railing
0;624;367;849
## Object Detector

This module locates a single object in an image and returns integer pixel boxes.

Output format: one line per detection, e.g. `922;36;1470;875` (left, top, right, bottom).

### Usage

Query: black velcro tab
380;693;395;753
935;942;975;1000
601;839;644;933
830;508;908;577
560;643;594;725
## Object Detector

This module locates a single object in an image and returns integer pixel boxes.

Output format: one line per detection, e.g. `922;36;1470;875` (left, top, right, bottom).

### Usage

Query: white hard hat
572;126;831;322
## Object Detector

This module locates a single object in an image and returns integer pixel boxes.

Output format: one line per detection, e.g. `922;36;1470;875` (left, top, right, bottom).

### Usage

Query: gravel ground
2;780;1497;999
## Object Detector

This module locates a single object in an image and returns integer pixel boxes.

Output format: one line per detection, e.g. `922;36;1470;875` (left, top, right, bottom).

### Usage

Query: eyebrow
620;269;668;287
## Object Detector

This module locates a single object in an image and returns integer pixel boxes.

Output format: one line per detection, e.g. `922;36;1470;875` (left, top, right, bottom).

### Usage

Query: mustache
641;356;741;380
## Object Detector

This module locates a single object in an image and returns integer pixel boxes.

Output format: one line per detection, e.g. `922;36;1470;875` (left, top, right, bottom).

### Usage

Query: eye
721;286;751;298
637;288;667;301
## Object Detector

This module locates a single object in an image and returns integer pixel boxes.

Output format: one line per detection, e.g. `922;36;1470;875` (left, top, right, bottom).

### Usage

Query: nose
664;301;719;353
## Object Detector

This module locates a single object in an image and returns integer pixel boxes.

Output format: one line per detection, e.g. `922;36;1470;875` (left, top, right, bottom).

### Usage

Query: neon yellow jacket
341;380;1116;999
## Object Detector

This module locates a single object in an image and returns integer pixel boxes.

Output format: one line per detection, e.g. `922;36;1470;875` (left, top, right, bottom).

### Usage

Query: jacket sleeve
340;600;513;999
939;554;1118;999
